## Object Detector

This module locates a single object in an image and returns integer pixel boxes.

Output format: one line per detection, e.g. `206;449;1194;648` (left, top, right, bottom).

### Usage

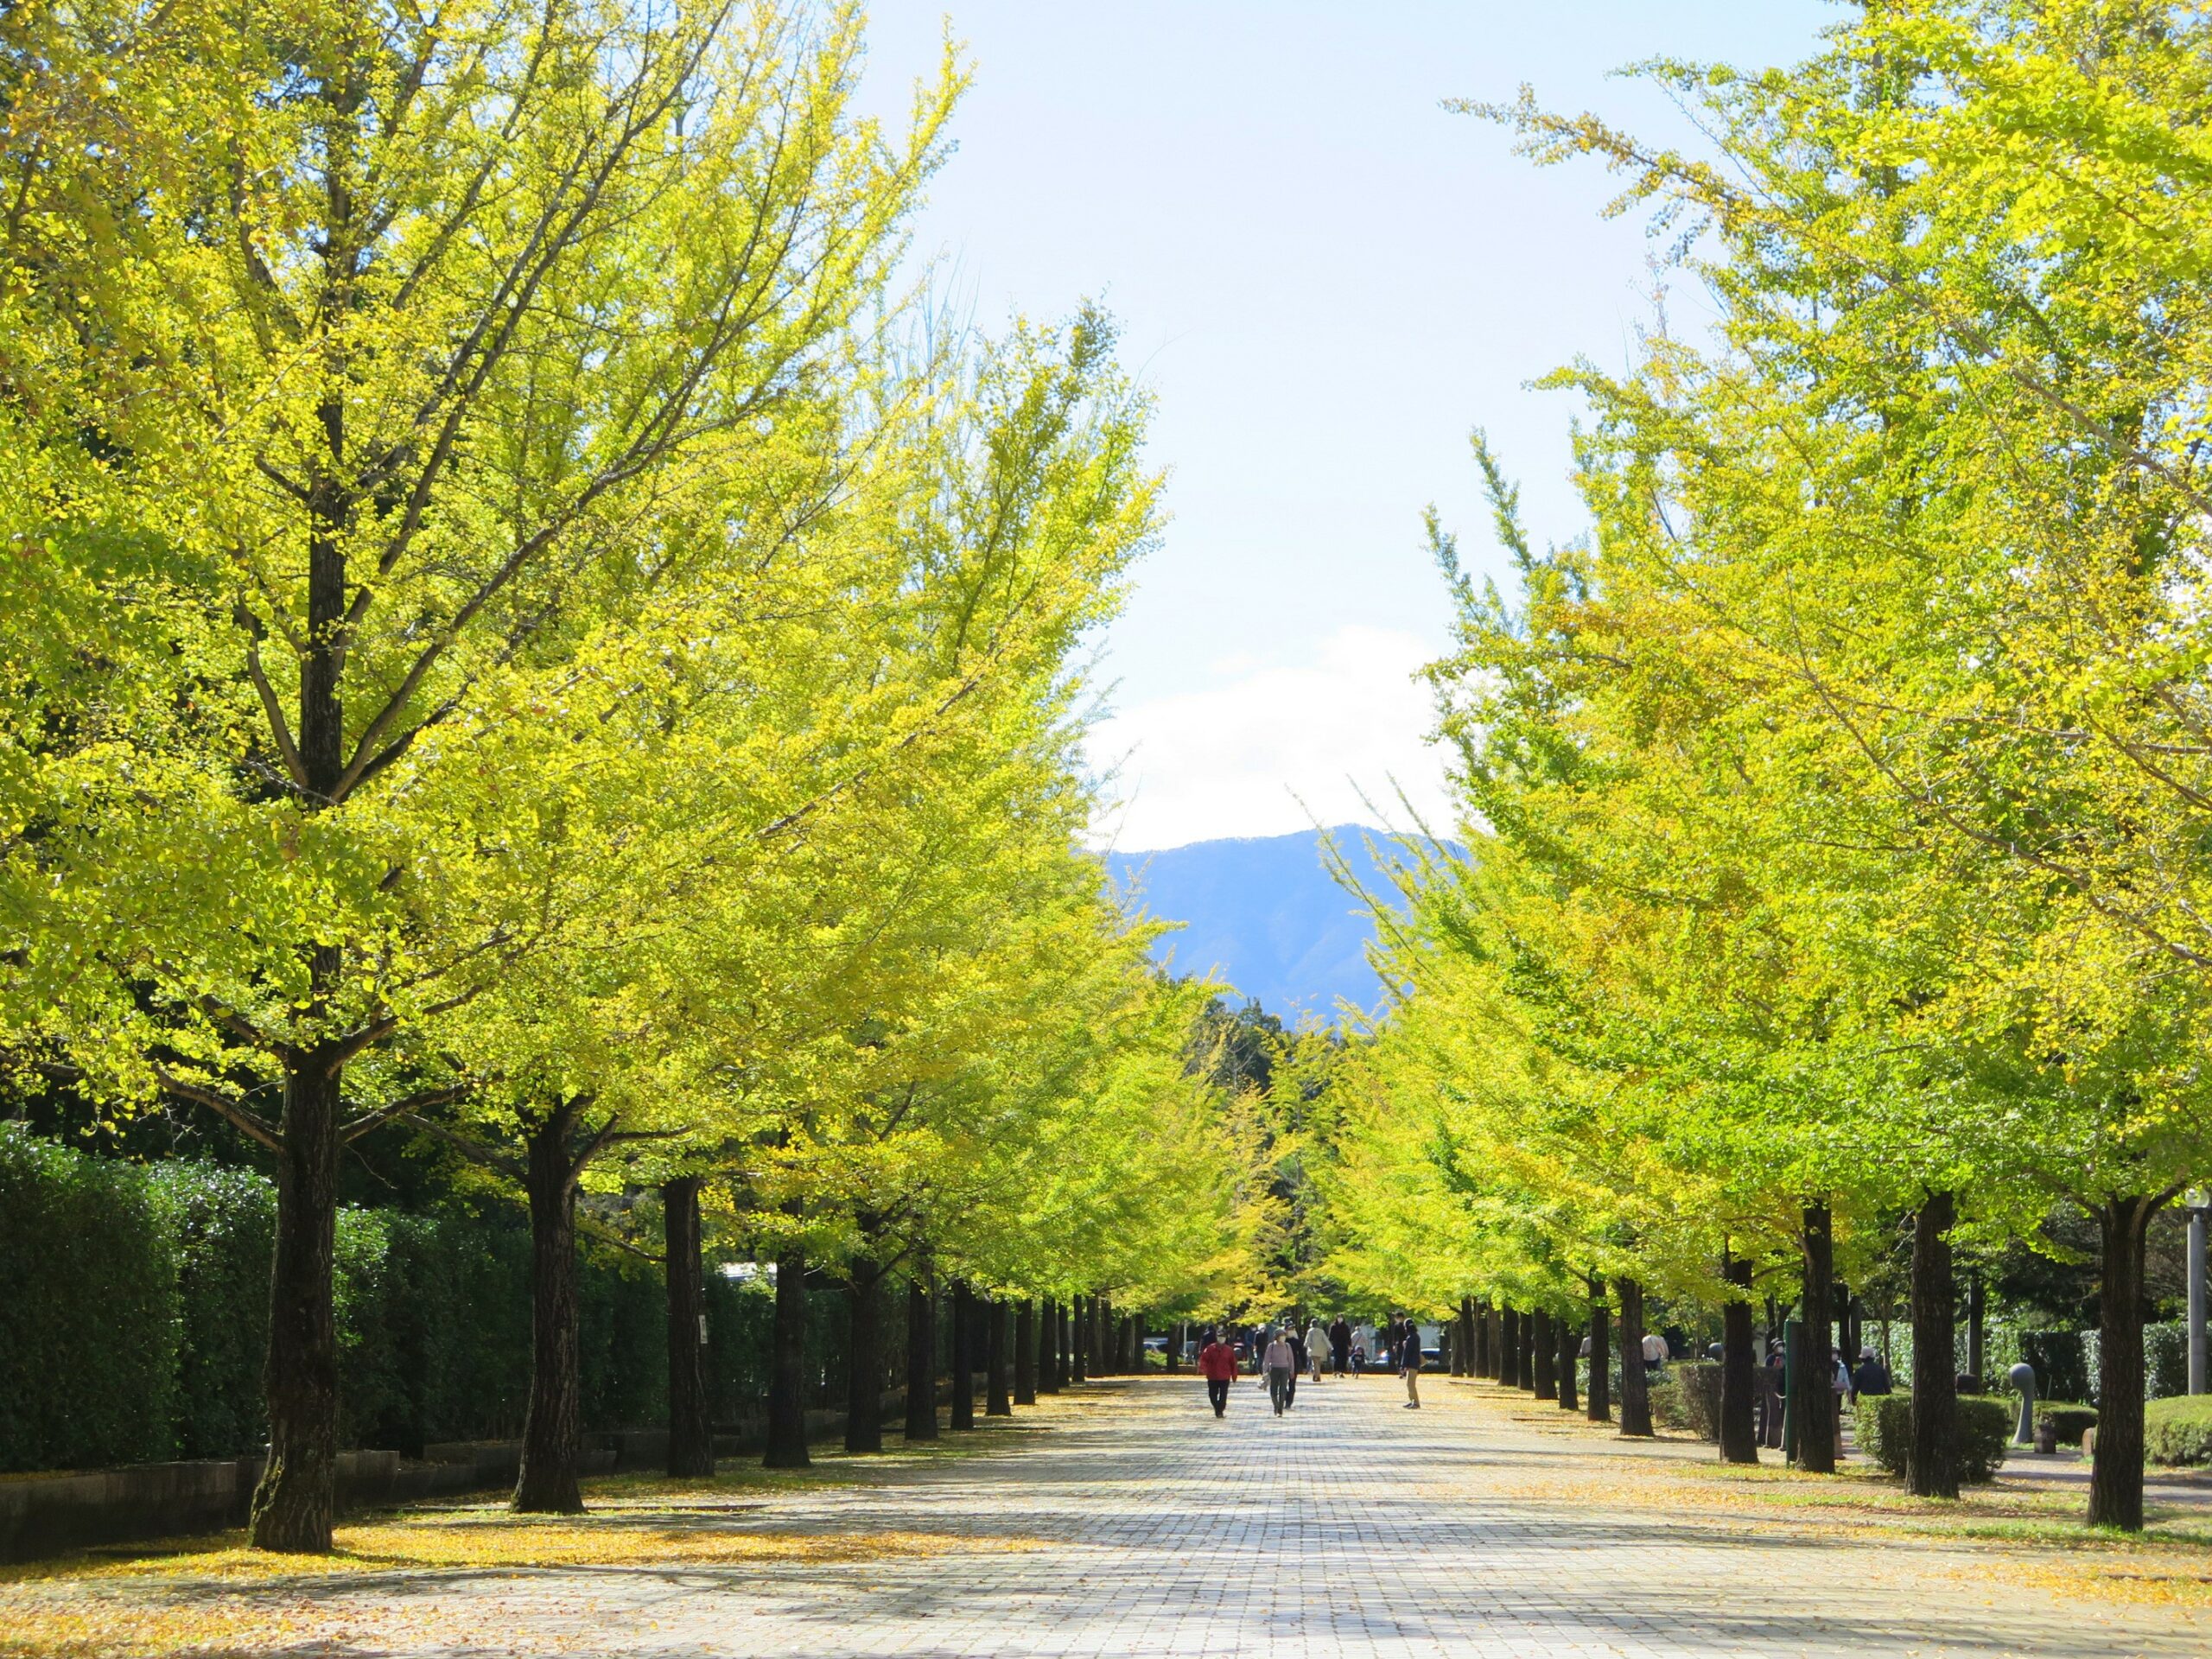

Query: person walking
1329;1316;1352;1377
1198;1328;1238;1418
1399;1323;1423;1408
1853;1346;1892;1397
1262;1328;1297;1415
1830;1345;1854;1456
1303;1318;1328;1385
1760;1342;1786;1449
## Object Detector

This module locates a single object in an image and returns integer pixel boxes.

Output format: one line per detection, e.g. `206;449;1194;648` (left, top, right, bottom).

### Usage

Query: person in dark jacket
1329;1317;1352;1376
1759;1343;1786;1448
1853;1348;1892;1397
1398;1324;1423;1408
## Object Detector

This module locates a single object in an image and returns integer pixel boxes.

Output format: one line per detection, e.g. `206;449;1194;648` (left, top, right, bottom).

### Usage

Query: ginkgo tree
0;0;960;1549
1315;0;2212;1533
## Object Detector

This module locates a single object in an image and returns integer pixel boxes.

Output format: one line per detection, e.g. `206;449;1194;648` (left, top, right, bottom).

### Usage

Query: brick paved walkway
24;1375;2212;1656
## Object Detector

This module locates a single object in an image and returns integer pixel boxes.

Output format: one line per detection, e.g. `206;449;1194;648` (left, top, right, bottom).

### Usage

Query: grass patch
1452;1381;2212;1607
9;1512;1032;1584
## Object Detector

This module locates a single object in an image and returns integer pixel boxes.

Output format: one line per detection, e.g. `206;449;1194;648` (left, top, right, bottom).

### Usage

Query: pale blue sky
857;3;1834;848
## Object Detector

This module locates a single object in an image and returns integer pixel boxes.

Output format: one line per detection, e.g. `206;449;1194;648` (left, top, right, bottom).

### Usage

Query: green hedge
702;1273;862;1421
2020;1331;2089;1405
0;1125;179;1471
2036;1402;2098;1447
2146;1395;2212;1465
151;1161;275;1459
0;1131;680;1471
1857;1392;2012;1484
1648;1362;1722;1441
2143;1324;2190;1401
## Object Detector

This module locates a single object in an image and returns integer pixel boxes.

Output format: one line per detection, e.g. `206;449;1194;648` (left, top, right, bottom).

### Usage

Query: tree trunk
844;1255;884;1453
1719;1250;1758;1465
904;1273;938;1442
664;1176;714;1478
1795;1202;1836;1473
245;418;357;1554
987;1297;1013;1416
1450;1305;1466;1376
1555;1312;1579;1412
1520;1307;1539;1394
1057;1300;1073;1387
1587;1279;1611;1423
248;1044;344;1551
950;1281;976;1429
1909;1191;1959;1498
1965;1268;1986;1387
2090;1194;2160;1532
513;1103;586;1512
1166;1319;1183;1375
1532;1309;1557;1400
1485;1303;1501;1381
1617;1277;1653;1438
1015;1300;1039;1403
1069;1296;1086;1382
762;1243;810;1468
1470;1298;1487;1377
1500;1306;1521;1388
1040;1297;1062;1394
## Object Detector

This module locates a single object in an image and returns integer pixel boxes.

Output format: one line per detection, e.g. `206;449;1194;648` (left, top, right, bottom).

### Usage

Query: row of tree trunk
1469;1282;1644;1436
1468;1292;1628;1433
1455;1192;2158;1529
503;1147;1152;1509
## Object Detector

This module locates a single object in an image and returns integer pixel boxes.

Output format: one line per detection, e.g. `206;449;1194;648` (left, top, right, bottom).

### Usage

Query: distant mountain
1106;825;1447;1020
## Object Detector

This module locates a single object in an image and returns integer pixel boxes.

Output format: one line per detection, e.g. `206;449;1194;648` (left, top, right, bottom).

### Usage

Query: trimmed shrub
0;1126;178;1471
391;1209;534;1446
2146;1395;2212;1465
2020;1331;2088;1406
2035;1402;2098;1447
580;1246;668;1431
1857;1392;2012;1484
150;1162;274;1458
1648;1363;1722;1441
334;1206;410;1452
700;1273;858;1422
0;1132;763;1471
2144;1323;2190;1401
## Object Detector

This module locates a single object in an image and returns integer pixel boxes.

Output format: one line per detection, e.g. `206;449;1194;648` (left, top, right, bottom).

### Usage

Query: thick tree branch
341;1082;474;1142
154;1066;283;1151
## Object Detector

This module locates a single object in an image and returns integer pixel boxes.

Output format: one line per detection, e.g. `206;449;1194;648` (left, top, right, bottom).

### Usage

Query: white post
2189;1189;2208;1396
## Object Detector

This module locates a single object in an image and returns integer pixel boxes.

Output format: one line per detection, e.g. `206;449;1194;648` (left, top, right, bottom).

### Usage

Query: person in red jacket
1197;1329;1239;1417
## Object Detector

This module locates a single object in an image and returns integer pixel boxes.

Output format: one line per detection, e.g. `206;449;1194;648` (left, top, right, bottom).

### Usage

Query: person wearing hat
1853;1346;1893;1397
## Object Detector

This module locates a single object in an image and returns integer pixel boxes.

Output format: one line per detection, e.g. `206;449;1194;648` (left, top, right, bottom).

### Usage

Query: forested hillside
1109;827;1446;1018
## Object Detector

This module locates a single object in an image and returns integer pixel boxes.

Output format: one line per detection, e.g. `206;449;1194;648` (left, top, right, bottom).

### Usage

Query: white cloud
1088;626;1459;851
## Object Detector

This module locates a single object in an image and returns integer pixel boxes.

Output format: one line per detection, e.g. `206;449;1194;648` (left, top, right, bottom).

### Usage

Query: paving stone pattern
226;1377;2212;1656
